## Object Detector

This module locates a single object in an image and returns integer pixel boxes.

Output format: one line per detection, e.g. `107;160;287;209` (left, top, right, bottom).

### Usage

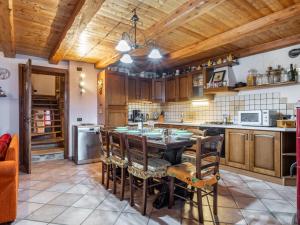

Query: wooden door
139;78;151;101
23;59;32;174
177;74;192;101
128;77;138;101
249;130;281;177
152;79;165;102
106;72;128;106
225;129;250;170
165;77;177;102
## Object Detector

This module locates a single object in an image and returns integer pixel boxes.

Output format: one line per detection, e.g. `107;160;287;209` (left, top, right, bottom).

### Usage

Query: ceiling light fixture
116;9;162;64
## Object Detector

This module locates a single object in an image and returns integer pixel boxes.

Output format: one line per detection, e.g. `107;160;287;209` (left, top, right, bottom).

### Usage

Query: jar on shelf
261;74;269;85
256;74;263;85
280;69;289;82
247;69;257;86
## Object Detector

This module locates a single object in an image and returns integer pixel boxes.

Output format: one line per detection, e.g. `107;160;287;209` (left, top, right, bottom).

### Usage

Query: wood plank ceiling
0;0;300;69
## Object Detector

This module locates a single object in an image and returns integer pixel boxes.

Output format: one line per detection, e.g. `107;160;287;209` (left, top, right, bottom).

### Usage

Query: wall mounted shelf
204;87;237;94
234;81;298;91
205;61;239;69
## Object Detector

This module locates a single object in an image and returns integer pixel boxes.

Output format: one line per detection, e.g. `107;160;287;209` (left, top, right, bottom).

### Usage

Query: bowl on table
143;132;163;139
174;131;193;139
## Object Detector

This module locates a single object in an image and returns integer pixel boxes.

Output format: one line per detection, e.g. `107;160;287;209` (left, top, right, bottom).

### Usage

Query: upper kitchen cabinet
139;78;152;101
98;70;128;127
165;77;177;102
177;74;192;101
128;77;139;101
152;78;165;103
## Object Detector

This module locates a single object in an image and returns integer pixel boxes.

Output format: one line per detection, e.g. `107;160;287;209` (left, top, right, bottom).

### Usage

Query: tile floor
15;160;296;225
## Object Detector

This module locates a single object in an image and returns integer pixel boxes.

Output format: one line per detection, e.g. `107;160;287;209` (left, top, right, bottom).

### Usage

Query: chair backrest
125;135;148;171
99;129;110;158
187;128;207;137
109;131;126;159
195;135;224;179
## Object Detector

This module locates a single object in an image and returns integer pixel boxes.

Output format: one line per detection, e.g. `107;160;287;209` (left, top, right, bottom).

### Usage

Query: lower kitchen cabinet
225;129;281;177
250;130;281;177
225;129;250;170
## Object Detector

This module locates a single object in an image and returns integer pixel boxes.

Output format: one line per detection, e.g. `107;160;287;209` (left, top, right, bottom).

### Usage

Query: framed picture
211;70;226;83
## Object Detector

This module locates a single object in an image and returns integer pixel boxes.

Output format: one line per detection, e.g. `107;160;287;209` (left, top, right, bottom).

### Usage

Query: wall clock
0;68;10;80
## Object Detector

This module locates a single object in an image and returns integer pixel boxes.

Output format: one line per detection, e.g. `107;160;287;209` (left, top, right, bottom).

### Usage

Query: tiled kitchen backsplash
128;92;296;123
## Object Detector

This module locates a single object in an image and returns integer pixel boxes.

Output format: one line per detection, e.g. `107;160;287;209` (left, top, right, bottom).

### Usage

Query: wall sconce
191;99;209;107
77;67;85;95
98;79;103;95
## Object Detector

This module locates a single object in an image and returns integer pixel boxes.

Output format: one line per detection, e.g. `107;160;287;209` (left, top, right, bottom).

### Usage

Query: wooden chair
167;135;224;224
109;131;127;200
181;129;207;164
99;129;111;189
125;134;170;215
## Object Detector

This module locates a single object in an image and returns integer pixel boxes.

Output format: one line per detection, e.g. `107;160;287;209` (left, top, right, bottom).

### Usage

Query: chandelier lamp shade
115;9;162;63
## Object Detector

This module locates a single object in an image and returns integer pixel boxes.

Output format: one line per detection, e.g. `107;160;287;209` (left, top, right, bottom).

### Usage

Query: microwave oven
238;110;277;127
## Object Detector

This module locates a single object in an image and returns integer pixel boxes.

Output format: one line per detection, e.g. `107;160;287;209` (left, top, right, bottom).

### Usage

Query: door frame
19;64;69;172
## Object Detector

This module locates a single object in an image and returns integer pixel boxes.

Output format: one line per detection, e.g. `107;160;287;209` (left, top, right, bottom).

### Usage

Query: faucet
180;112;184;123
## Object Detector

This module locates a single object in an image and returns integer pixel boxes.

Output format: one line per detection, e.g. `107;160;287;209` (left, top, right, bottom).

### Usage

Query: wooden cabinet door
139;78;151;101
106;72;127;106
128;77;138;101
225;129;250;170
152;79;165;102
165;77;177;102
177;74;192;101
249;131;281;177
106;108;128;127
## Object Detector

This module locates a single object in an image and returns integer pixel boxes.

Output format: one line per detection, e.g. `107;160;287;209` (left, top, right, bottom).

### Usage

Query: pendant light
148;48;162;59
120;54;133;64
115;39;131;52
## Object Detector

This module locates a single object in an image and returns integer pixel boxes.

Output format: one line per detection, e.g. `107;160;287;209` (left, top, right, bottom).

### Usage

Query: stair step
32;138;64;145
31;131;62;137
32;147;64;156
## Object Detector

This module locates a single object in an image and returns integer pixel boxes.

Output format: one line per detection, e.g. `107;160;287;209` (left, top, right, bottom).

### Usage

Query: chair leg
129;173;134;206
112;164;117;194
101;162;105;185
148;178;154;195
196;188;204;224
168;176;174;209
142;178;148;215
213;184;218;216
105;164;110;190
120;167;126;201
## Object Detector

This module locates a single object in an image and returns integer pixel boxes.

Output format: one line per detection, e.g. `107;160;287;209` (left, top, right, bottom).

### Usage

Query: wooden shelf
282;153;296;156
234;81;298;91
204;86;237;94
206;61;239;69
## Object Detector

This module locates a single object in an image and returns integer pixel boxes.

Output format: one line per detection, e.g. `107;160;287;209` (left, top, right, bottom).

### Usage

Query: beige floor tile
65;184;93;195
148;215;181;225
252;189;284;200
241;209;280;225
48;193;83;206
261;199;296;213
233;197;268;211
52;207;93;225
17;202;44;219
73;194;106;209
181;204;212;221
247;181;272;190
228;187;256;198
115;212;149;225
18;189;40;201
273;212;297;225
209;194;238;208
14;220;48;225
29;181;54;191
216;207;246;224
181;219;215;225
26;204;66;222
81;210;120;225
19;180;41;189
46;182;74;193
97;195;128;211
28;191;61;204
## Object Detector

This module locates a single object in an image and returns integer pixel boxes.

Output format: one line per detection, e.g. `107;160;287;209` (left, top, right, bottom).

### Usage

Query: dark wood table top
146;135;193;150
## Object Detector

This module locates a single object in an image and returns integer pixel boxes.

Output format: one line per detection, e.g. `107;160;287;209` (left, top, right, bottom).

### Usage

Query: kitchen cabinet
250;130;281;177
139;78;152;101
165;77;177;102
152;78;165;103
225;129;250;170
98;70;128;127
177;74;192;101
225;129;281;177
128;77;138;101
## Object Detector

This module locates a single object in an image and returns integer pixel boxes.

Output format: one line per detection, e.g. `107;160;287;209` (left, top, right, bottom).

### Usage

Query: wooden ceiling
0;0;300;69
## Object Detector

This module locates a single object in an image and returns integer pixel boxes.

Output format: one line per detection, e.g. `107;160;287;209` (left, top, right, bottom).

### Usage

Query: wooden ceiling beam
95;0;225;69
49;0;106;64
167;3;300;63
0;0;15;57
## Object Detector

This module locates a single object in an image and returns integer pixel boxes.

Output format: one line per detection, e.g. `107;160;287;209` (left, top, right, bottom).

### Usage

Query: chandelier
115;9;162;64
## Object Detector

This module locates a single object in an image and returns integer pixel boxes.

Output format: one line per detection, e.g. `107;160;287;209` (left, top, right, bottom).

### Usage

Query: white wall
0;53;68;135
231;44;300;103
69;61;99;157
32;74;56;96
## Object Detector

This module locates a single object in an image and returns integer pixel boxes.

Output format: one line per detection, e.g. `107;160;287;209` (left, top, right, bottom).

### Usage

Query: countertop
128;121;296;132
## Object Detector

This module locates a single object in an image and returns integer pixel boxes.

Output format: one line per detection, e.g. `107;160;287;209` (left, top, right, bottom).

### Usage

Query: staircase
31;95;65;162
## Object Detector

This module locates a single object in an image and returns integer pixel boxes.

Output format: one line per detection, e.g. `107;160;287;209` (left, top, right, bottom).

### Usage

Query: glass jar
256;74;263;85
247;69;258;86
280;69;289;82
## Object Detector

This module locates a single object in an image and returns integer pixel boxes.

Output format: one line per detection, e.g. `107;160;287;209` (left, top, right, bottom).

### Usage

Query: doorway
19;60;69;174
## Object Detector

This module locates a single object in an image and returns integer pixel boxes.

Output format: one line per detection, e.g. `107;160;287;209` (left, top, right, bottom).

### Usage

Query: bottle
289;64;295;81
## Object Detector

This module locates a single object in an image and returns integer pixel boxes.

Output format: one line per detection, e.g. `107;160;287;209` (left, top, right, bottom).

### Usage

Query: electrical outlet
77;117;82;122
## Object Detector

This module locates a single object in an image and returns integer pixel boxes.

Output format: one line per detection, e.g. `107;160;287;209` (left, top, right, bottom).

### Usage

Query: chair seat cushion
128;158;171;179
167;162;219;189
181;149;196;164
110;155;128;168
